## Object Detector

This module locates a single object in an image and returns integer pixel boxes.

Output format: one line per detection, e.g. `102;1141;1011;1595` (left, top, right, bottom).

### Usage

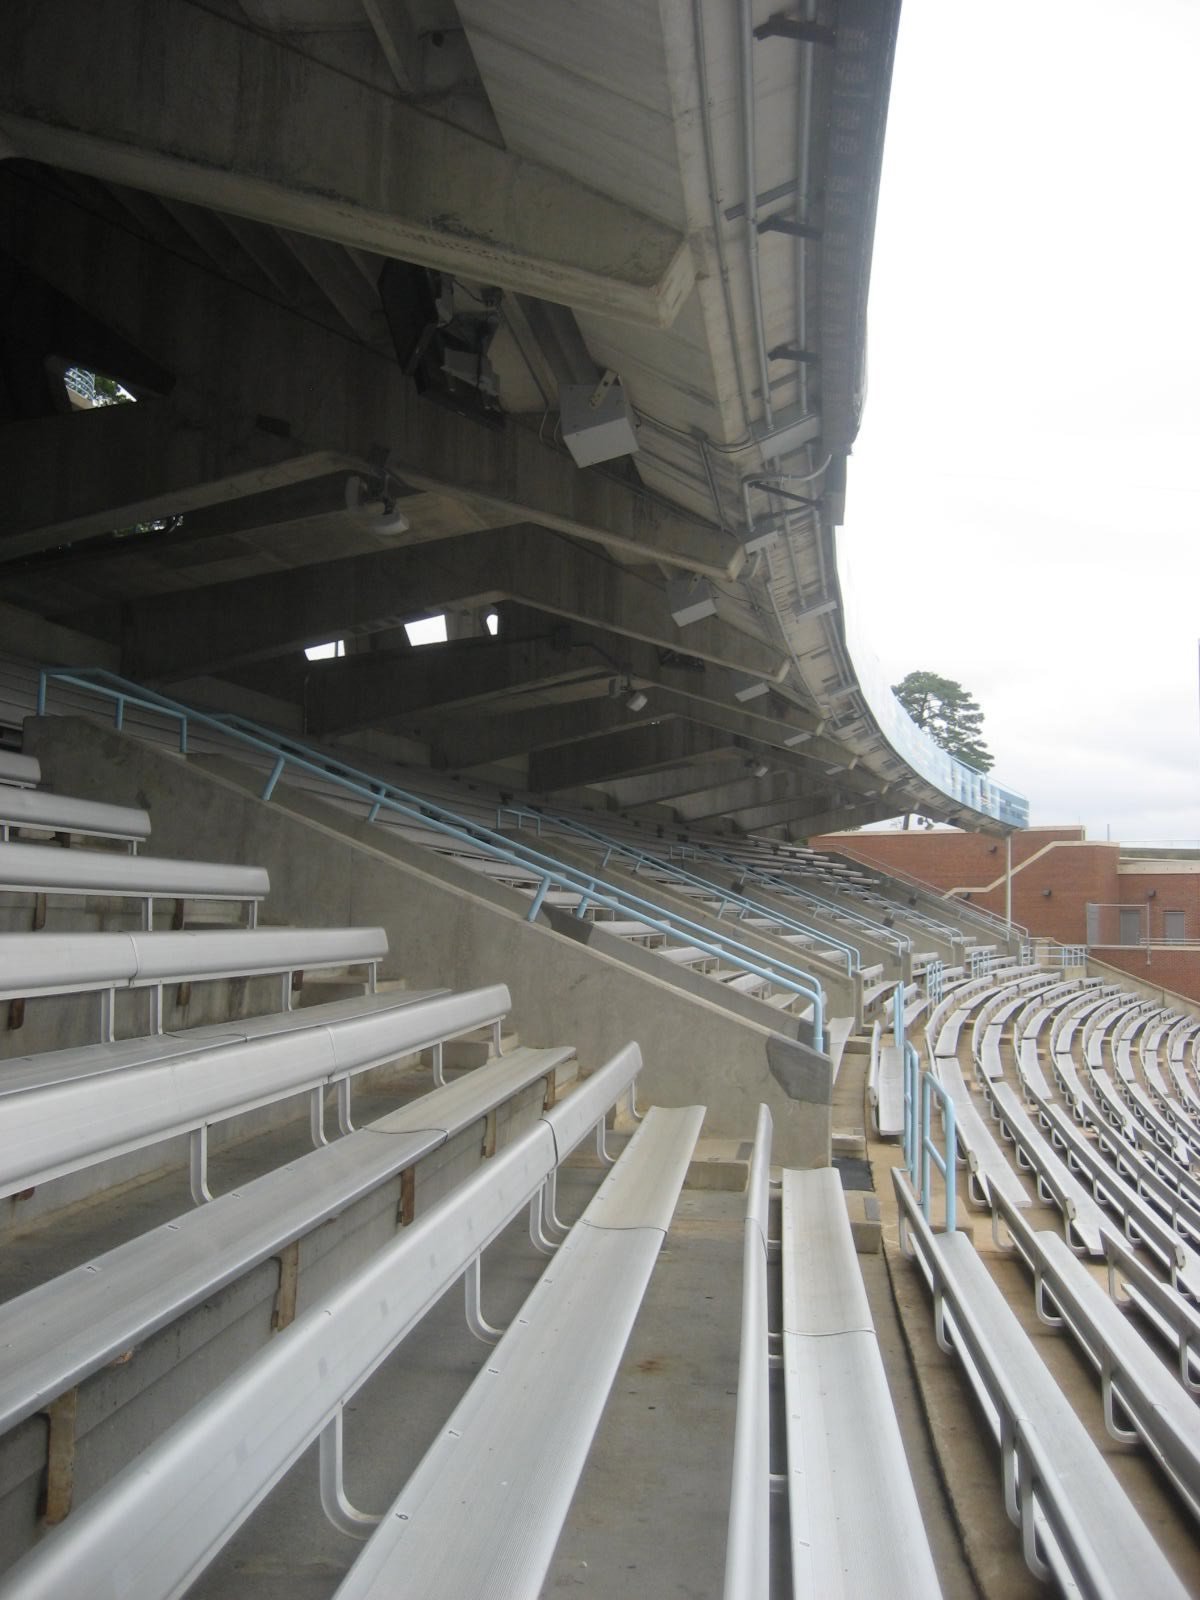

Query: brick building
811;825;1200;1002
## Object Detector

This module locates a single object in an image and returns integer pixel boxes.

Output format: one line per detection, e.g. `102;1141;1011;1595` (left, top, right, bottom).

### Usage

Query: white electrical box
560;380;640;467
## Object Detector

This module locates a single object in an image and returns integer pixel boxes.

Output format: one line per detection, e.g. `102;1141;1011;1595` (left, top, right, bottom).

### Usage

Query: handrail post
36;670;47;716
262;754;287;802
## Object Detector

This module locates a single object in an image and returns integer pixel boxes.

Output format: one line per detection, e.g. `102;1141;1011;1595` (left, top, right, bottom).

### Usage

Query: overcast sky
840;0;1200;843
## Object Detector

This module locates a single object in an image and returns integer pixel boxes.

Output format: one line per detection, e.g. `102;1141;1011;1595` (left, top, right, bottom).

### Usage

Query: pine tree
892;670;993;773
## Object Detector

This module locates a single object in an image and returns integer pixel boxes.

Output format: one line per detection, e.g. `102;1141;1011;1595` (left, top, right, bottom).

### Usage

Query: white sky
841;0;1200;842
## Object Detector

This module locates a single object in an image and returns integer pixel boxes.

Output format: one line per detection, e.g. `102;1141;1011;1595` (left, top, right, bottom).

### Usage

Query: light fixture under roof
733;675;769;703
667;574;718;628
625;687;648;713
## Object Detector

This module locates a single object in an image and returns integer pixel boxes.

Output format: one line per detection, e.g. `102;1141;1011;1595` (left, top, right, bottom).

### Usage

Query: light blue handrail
903;1051;957;1230
497;805;861;976
37;667;829;1037
708;849;914;958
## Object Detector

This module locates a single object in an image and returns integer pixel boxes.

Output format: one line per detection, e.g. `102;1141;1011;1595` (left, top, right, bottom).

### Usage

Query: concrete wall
24;715;834;1166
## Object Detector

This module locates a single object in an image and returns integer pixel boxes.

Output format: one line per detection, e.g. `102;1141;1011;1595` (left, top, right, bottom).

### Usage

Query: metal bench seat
0;841;268;925
0;925;387;1037
0;789;150;848
0;1045;676;1600
0;752;39;788
1125;1080;1200;1163
1102;1228;1200;1394
894;1170;1190;1599
984;1083;1106;1255
333;1100;703;1600
1035;1098;1198;1294
1015;1038;1052;1100
867;1025;904;1139
0;1041;576;1435
781;1168;942;1598
936;1054;1029;1213
993;1190;1200;1525
0;983;512;1204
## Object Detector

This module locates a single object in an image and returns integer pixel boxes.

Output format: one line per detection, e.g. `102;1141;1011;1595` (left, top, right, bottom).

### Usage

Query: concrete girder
300;634;612;737
720;792;845;835
528;725;736;793
0;175;733;577
0;0;694;329
602;759;751;813
0;404;357;561
779;801;898;842
670;770;829;825
430;694;679;772
108;526;785;684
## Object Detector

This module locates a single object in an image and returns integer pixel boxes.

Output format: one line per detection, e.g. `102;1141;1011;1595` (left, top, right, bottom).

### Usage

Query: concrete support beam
605;760;756;811
301;634;609;737
672;770;827;825
0;177;730;576
0;0;694;329
780;801;898;841
0;405;352;560
430;695;677;770
721;792;843;835
107;526;785;684
529;725;735;793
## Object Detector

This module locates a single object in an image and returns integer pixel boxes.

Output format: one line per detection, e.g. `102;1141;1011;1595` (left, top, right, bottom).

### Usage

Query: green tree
892;670;994;774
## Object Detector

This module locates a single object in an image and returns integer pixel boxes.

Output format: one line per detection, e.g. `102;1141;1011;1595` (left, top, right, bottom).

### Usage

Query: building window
1164;910;1187;944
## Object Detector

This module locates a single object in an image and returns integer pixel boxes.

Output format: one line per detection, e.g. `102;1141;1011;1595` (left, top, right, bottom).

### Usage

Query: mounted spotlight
749;760;769;779
626;688;648;713
344;474;410;537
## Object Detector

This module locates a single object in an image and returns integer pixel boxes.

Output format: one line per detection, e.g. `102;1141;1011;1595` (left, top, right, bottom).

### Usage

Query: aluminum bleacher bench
0;1048;699;1600
894;1170;1190;1599
1033;1097;1198;1295
0;752;39;788
993;1189;1200;1526
1102;1227;1200;1394
334;1097;703;1599
780;1167;942;1597
0;981;509;1205
935;1054;1029;1214
867;1020;903;1139
0;841;269;927
0;789;150;850
0;1034;578;1435
723;1106;772;1598
0;924;386;1039
983;1083;1106;1255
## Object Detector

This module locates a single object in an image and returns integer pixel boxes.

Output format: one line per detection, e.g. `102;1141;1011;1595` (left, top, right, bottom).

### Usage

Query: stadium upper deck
0;0;1027;837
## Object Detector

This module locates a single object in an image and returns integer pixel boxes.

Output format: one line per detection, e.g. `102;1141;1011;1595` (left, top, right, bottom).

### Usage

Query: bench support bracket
318;1409;381;1540
464;1255;504;1344
189;1125;214;1204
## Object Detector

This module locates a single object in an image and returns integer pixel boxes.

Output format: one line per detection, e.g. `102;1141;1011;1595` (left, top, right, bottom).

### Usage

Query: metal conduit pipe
693;0;756;438
737;0;774;432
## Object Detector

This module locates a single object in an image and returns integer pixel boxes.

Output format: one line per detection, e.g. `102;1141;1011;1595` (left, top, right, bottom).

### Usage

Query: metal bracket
596;1118;617;1166
464;1254;504;1344
335;1076;355;1137
318;1409;381;1540
189;1125;214;1205
528;1189;558;1255
753;14;836;45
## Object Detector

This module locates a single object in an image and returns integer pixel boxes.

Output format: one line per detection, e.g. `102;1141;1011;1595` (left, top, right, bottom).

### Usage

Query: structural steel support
0;0;694;329
430;695;676;771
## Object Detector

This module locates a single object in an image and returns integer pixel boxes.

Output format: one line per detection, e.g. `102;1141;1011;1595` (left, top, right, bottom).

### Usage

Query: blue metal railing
899;983;957;1226
37;667;829;1036
495;805;862;976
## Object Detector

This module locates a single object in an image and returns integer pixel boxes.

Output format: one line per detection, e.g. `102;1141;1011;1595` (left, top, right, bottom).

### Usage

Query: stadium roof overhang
0;0;1026;838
